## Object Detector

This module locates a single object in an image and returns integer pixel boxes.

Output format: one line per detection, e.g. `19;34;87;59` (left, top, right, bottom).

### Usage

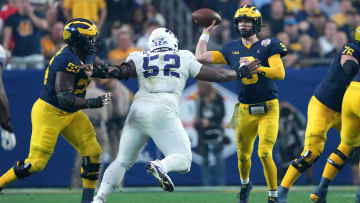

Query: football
192;8;222;27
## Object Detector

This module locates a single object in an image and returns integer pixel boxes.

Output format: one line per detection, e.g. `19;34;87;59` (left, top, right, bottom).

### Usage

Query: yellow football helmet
63;18;98;55
234;4;262;38
355;26;360;42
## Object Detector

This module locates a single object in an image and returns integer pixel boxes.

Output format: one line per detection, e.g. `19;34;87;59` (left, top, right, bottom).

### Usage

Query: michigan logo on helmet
355;25;360;43
234;5;262;38
63;18;98;55
148;28;179;52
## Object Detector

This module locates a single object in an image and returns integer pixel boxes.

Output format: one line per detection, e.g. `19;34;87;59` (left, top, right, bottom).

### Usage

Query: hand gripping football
192;8;222;27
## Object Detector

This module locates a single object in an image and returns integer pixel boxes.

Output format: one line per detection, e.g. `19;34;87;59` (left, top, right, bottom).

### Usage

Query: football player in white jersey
91;28;260;203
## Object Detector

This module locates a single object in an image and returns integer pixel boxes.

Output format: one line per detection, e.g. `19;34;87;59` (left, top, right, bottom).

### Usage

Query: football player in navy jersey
306;26;360;203
277;26;360;203
196;5;287;203
0;18;128;203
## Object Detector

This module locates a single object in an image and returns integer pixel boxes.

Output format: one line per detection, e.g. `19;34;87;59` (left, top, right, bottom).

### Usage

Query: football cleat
145;160;174;192
356;187;360;203
91;196;105;203
237;182;253;203
277;186;289;203
310;186;328;203
268;196;279;203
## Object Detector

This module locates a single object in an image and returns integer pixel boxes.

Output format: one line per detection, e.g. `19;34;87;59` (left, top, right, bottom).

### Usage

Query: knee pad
81;156;101;180
327;148;352;170
291;150;319;173
13;160;33;179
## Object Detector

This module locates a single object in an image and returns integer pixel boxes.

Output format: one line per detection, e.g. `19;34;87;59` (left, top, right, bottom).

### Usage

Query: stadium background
0;0;359;189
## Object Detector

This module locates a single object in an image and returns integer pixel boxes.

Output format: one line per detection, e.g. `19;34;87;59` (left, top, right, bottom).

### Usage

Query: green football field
0;186;358;203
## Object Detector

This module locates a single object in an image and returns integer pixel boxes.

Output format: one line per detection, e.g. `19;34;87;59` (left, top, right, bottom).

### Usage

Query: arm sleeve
98;0;106;9
257;54;285;80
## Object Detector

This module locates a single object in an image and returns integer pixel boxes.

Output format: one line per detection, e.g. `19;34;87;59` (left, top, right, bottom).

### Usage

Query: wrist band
199;33;210;42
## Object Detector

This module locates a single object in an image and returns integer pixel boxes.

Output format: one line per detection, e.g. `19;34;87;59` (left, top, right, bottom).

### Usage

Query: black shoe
310;186;328;203
268;196;278;203
237;182;253;203
145;160;174;192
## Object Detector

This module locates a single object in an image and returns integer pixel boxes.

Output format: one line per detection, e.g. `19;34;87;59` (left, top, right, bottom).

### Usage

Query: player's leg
61;110;106;203
93;104;149;202
235;106;258;203
311;88;360;203
147;105;193;192
357;162;360;203
279;97;337;202
257;99;279;203
0;99;66;190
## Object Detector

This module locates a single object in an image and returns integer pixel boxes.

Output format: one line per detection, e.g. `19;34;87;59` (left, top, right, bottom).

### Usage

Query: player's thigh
304;96;340;153
61;110;101;156
236;107;258;155
257;100;279;152
151;116;191;156
116;123;150;163
341;87;360;147
29;99;69;155
28;99;71;169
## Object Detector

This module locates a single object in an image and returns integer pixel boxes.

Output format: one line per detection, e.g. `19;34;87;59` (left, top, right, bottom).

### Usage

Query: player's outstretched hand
236;59;261;79
203;20;218;34
79;64;93;77
86;92;112;109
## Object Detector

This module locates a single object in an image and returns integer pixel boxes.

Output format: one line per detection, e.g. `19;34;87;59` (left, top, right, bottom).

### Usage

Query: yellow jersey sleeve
257;54;285;80
211;51;227;64
63;0;72;9
98;0;106;9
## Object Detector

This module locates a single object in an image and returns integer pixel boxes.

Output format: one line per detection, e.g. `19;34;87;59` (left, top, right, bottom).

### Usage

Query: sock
81;188;94;203
322;143;352;180
241;178;249;185
280;165;301;189
95;160;126;200
238;157;251;182
269;190;278;197
260;156;277;190
0;168;17;188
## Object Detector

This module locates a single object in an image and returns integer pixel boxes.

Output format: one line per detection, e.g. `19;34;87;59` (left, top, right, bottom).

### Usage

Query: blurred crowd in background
0;0;359;70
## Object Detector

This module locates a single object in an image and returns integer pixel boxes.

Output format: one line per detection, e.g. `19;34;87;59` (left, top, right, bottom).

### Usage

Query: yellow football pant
235;99;279;190
281;96;341;189
321;82;360;181
0;99;101;189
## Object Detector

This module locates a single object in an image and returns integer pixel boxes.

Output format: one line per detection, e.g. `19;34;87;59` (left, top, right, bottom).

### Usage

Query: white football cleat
145;160;174;192
91;196;105;203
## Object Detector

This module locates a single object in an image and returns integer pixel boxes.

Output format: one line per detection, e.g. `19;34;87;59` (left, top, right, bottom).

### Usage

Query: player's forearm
195;37;208;60
196;66;237;82
258;54;285;80
3;27;12;51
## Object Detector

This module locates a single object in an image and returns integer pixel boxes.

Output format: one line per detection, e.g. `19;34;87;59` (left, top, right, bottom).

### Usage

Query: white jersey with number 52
126;50;202;112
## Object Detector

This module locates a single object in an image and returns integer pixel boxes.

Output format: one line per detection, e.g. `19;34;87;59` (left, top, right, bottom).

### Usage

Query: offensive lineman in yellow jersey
277;26;360;203
0;18;129;203
309;27;360;203
196;5;287;203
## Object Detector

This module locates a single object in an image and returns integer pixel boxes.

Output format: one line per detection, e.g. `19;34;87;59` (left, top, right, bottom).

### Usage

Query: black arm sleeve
108;62;131;80
342;60;360;77
91;63;109;79
57;90;88;111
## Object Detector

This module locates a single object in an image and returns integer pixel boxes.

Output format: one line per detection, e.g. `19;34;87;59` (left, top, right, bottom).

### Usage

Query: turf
0;186;358;203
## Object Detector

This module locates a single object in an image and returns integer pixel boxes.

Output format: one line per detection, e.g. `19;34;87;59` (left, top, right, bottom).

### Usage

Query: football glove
235;64;251;79
86;92;112;109
1;119;13;133
1;128;16;151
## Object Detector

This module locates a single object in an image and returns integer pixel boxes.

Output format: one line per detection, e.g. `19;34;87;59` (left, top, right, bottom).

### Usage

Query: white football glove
1;128;16;151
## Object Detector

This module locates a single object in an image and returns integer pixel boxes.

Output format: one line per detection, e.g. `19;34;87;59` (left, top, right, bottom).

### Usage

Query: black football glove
235;65;251;80
1;119;13;133
86;93;112;109
108;63;131;80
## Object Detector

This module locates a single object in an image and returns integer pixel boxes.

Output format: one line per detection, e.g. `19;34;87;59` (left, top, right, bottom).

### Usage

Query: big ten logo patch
179;83;238;166
17;19;33;37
